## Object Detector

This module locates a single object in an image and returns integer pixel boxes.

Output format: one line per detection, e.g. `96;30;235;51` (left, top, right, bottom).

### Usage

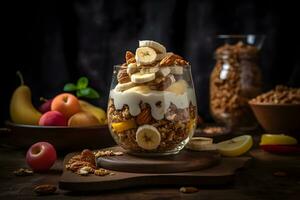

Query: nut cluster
250;85;300;104
66;149;122;176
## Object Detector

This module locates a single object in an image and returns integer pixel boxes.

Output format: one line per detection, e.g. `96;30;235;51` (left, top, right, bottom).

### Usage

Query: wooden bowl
249;102;300;133
0;121;116;152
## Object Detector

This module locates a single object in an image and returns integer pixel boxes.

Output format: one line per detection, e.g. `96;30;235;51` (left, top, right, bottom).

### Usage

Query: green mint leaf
77;77;89;89
79;87;100;99
63;83;77;91
76;90;84;97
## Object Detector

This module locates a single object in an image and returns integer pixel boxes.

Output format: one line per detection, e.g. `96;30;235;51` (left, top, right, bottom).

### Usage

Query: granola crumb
94;168;111;176
13;168;33;176
179;186;199;193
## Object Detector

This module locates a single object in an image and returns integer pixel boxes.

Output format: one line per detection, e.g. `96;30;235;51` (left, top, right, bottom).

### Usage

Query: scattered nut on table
13;168;33;176
94;168;111;176
179;186;199;193
33;184;57;195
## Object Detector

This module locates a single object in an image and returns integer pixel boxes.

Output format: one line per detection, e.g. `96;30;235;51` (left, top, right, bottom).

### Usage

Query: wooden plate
0;121;116;152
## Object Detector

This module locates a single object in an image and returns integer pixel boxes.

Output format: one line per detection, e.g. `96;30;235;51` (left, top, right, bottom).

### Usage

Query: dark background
2;0;300;126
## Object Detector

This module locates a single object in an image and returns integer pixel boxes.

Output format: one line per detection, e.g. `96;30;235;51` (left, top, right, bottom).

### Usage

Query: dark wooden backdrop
2;0;300;125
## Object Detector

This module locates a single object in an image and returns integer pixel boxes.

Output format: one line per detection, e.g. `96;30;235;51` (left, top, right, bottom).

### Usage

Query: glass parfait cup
107;65;197;156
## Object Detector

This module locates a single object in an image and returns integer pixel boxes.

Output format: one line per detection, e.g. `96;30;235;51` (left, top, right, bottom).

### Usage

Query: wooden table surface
1;139;300;200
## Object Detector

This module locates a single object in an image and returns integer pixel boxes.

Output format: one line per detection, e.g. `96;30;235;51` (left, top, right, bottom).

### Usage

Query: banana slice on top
115;82;136;92
131;72;155;83
127;63;138;75
136;125;161;150
139;40;167;54
135;47;157;65
140;66;160;74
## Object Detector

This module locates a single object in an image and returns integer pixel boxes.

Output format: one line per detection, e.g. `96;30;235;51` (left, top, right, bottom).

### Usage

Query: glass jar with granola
210;35;264;131
107;40;197;156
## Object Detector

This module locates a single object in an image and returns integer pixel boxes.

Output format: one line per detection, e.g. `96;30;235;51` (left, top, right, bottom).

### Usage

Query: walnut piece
94;168;111;176
13;168;33;176
136;106;153;125
117;68;131;84
34;184;57;195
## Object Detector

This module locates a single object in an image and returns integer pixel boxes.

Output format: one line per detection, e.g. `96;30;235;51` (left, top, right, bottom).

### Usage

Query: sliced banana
136;125;161;150
186;137;216;151
124;85;152;94
115;82;136;92
131;72;155;83
157;67;171;77
140;66;160;74
127;63;138;75
170;66;184;75
139;40;167;54
135;47;157;65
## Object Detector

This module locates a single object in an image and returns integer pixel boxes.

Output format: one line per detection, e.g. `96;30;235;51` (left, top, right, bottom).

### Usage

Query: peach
39;111;67;126
51;93;81;119
68;112;100;127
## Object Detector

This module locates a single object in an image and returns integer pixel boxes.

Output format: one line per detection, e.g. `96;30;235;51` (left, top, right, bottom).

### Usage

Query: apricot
51;93;81;119
68;112;100;127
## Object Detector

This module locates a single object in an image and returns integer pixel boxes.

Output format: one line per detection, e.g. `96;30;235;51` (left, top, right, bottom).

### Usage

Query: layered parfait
107;40;197;155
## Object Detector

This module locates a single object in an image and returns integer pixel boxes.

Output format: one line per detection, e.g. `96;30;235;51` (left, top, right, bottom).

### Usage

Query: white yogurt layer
110;82;196;120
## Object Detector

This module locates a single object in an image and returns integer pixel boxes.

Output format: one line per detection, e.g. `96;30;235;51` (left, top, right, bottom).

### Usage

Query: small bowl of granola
249;85;300;133
107;40;197;156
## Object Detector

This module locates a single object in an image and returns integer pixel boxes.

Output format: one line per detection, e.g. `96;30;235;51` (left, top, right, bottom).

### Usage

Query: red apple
39;98;53;113
39;111;67;126
26;142;57;172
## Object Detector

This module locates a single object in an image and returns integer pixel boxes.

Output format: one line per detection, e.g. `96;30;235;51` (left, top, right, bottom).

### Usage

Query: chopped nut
77;168;90;176
160;54;183;67
117;68;131;84
125;51;135;64
34;184;57;195
175;58;189;66
81;149;96;165
68;161;95;172
250;85;300;104
13;168;33;176
77;166;95;176
179;186;199;193
95;150;124;158
136;106;153;125
94;168;111;176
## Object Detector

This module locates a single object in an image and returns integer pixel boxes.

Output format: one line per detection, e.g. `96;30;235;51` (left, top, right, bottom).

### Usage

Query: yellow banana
79;100;107;125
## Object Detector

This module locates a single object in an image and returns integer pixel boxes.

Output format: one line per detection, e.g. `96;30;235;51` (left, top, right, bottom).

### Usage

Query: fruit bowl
1;121;115;152
249;102;300;133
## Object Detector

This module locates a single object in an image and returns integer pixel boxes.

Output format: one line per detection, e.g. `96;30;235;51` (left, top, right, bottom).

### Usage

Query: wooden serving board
59;147;251;192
